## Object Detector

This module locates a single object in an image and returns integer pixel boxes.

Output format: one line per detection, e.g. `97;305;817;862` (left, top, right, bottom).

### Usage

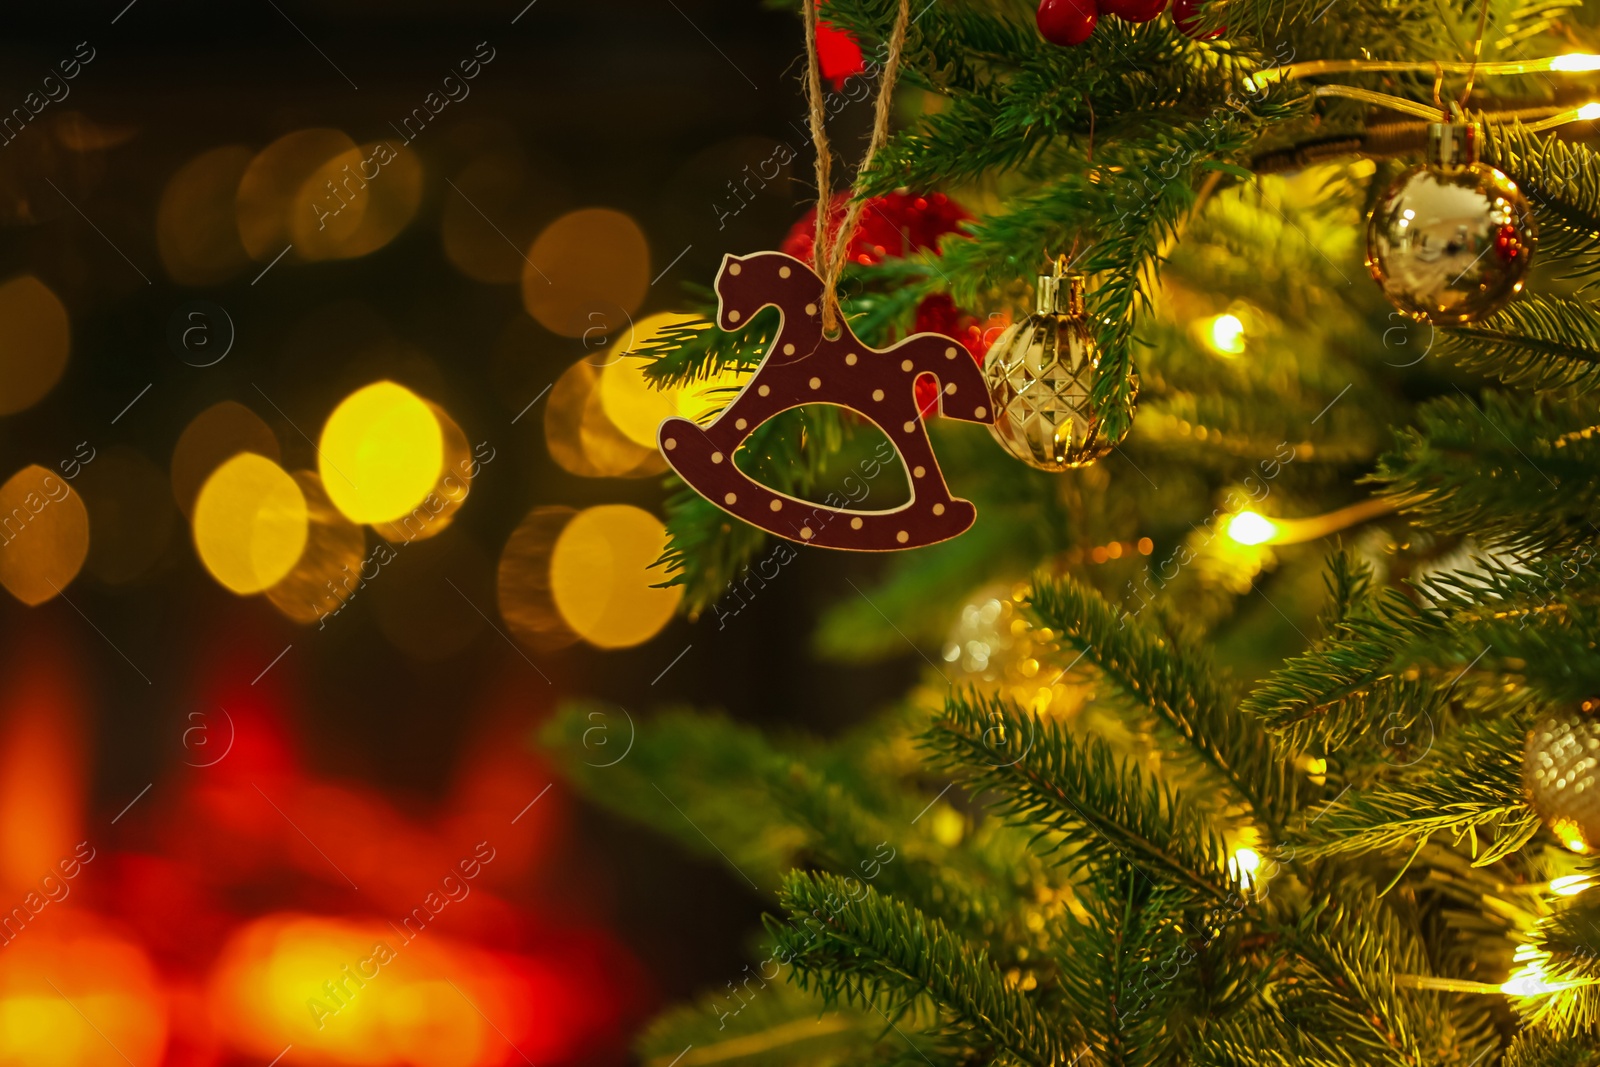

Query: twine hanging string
802;0;913;337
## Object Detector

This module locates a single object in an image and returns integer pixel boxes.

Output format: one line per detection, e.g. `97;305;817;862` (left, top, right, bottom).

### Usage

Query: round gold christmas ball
982;267;1135;471
1523;704;1600;854
1366;124;1535;325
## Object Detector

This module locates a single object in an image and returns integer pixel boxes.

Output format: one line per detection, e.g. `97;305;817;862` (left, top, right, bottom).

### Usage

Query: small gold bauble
981;261;1136;471
939;581;1089;720
1366;123;1536;325
1523;703;1600;854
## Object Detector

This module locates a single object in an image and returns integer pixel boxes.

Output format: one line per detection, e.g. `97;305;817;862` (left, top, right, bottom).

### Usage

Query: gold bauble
1524;703;1600;854
1366;123;1535;325
940;582;1090;720
981;262;1136;471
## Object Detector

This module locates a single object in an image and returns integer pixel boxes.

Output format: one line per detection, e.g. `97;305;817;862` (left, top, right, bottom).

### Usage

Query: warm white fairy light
1550;874;1596;896
1502;956;1580;997
1226;512;1277;546
1207;313;1246;356
1551;54;1600;72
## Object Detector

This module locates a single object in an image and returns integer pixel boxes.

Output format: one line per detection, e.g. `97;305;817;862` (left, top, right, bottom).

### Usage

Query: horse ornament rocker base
656;251;994;551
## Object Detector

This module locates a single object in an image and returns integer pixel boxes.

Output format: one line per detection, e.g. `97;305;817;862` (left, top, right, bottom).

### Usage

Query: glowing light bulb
1231;847;1262;883
1502;960;1576;997
1553;818;1592;854
1207;313;1246;356
1227;511;1277;546
1306;757;1328;775
1550;875;1595;896
1578;102;1600;121
1551;54;1600;72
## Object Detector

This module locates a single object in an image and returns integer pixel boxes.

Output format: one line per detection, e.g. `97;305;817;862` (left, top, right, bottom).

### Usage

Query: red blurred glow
0;631;86;895
815;2;864;91
0;627;645;1066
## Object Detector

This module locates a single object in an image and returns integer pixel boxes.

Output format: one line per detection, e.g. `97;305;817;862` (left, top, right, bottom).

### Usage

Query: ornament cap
1037;258;1086;317
1425;122;1479;168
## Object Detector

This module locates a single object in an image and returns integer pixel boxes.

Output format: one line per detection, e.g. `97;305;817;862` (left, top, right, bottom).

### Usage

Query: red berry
1099;0;1167;22
1172;0;1223;37
1037;0;1098;46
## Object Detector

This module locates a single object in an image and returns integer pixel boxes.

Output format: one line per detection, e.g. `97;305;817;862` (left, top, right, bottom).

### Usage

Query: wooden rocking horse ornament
657;251;994;551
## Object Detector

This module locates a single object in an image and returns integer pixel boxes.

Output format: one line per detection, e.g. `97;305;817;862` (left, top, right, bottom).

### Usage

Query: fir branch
1480;120;1600;266
1051;865;1197;1064
925;689;1243;906
769;872;1068;1067
1241;575;1446;742
1282;882;1445;1067
1542;894;1600;985
538;704;806;887
1242;577;1448;751
1027;574;1304;828
637;982;882;1067
1370;390;1600;552
1294;714;1541;867
1243;550;1600;751
1503;1029;1600;1067
639;311;777;390
1441;296;1600;395
1521;894;1600;1032
1318;548;1377;636
658;487;778;617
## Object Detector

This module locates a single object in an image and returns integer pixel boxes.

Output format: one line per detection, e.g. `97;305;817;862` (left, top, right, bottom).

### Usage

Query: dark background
0;0;917;1021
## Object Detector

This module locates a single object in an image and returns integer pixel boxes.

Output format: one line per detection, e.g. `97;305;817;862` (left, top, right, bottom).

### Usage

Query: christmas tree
545;0;1600;1062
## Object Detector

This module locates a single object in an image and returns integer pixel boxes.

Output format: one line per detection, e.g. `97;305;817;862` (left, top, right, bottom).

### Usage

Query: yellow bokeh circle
318;382;444;524
193;453;309;594
596;312;749;447
521;207;650;338
0;275;70;416
598;312;698;448
549;505;681;649
0;464;90;605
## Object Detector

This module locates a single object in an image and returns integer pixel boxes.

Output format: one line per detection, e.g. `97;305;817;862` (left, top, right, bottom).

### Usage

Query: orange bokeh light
207;914;598;1067
0;918;170;1067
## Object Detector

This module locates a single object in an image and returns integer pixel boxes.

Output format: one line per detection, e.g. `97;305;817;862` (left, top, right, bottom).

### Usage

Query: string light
1244;50;1600;135
1551;54;1600;72
1226;511;1277;546
1501;958;1581;997
1068;537;1155;566
1257;53;1600;83
1549;875;1596;896
1225;498;1398;548
1207;313;1246;356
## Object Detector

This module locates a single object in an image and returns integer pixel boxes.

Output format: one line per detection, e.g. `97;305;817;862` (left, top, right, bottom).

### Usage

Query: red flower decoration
816;1;865;91
781;191;972;268
781;190;992;420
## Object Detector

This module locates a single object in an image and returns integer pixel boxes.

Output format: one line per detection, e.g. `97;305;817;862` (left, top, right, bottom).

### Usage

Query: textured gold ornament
940;582;1091;719
1366;123;1536;325
1523;702;1600;854
981;260;1136;471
